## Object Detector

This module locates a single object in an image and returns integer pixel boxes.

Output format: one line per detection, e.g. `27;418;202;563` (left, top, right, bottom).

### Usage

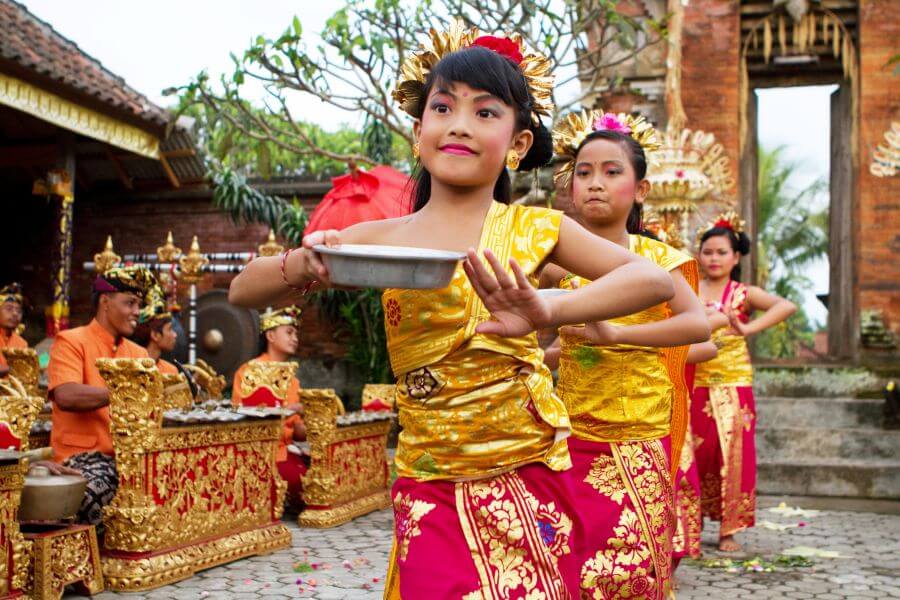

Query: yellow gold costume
383;201;570;481
557;234;697;446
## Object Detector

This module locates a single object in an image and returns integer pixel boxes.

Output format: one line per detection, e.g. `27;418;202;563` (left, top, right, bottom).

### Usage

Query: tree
753;145;828;359
176;98;411;180
169;0;666;166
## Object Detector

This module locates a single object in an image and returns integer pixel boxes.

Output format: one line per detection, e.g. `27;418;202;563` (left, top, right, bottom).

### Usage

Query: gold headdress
642;209;685;249
260;306;301;333
138;284;172;324
696;210;745;243
392;18;554;122
553;109;661;186
0;283;25;306
94;265;157;296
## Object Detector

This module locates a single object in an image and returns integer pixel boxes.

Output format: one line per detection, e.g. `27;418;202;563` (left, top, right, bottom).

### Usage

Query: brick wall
1;189;346;360
857;0;900;339
70;195;346;360
680;0;742;185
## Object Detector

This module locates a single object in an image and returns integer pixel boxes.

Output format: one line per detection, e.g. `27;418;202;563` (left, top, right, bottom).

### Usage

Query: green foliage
753;145;828;359
754;368;879;397
210;165;307;244
317;288;391;384
175;100;385;179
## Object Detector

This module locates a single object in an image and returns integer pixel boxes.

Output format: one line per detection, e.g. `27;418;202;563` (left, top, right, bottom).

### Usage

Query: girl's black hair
410;46;554;212
699;227;752;281
573;129;648;235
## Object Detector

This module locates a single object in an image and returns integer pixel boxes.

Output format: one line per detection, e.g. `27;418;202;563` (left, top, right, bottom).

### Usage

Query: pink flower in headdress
593;113;632;136
675;169;686;179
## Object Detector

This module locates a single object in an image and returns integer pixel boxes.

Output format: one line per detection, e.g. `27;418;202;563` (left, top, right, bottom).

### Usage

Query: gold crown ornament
392;18;554;123
95;265;158;296
138;284;172;324
553;109;661;187
0;283;25;306
696;210;746;244
642;209;686;249
260;306;302;333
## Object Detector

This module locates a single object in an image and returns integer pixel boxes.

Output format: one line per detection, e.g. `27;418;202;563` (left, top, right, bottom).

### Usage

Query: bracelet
280;249;316;295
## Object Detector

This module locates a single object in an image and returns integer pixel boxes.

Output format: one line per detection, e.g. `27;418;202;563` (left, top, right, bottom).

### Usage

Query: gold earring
412;142;420;159
506;149;520;170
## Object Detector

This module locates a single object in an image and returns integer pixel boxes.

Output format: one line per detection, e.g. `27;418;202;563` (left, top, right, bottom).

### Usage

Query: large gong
194;289;260;383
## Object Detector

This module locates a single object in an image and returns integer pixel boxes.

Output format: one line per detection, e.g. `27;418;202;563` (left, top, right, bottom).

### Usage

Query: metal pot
18;465;87;522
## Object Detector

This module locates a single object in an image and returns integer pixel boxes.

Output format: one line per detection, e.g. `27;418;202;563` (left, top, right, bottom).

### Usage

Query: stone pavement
90;497;899;599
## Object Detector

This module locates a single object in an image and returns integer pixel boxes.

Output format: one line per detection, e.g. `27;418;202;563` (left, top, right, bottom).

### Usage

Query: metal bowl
18;465;87;521
314;244;466;289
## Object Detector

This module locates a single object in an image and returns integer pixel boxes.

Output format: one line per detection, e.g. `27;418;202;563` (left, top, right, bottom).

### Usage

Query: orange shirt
157;358;179;375
48;319;148;462
232;352;301;462
0;329;28;371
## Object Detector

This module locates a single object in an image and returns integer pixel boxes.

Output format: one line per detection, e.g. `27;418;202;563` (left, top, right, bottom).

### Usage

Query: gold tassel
797;18;809;52
823;14;830;45
833;22;841;58
764;18;773;63
792;17;801;50
778;15;787;56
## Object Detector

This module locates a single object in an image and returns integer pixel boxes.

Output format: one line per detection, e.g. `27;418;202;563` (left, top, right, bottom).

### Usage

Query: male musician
47;266;155;524
232;306;307;506
0;283;28;377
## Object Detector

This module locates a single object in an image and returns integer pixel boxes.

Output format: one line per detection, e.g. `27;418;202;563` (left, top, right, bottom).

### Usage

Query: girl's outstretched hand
464;248;551;337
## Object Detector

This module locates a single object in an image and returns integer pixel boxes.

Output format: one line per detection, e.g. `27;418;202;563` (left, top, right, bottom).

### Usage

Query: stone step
755;396;883;429
756;426;900;461
757;458;900;499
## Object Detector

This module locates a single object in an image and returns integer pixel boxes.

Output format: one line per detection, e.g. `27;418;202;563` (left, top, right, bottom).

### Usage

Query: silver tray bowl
314;244;466;289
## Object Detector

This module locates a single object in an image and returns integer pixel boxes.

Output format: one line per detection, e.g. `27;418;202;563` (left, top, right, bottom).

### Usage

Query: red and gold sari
556;234;697;599
690;280;757;537
673;364;702;562
383;202;579;599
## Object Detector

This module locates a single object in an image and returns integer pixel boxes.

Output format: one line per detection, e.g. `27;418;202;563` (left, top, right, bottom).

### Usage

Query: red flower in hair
472;36;523;65
714;219;734;231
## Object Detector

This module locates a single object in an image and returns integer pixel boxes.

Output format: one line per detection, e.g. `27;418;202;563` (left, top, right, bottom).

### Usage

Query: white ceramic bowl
314;244;466;289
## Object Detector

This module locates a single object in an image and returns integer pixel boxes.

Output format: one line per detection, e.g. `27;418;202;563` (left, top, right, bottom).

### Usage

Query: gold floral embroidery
457;473;567;600
385;298;402;328
580;508;652;598
672;480;702;559
393;492;436;561
581;441;674;600
584;454;627;504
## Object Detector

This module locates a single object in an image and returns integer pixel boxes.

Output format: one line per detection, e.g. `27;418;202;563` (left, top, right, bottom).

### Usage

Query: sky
22;0;832;323
757;85;835;327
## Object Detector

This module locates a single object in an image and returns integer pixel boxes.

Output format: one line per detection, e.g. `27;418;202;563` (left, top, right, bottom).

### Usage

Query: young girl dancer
229;22;674;599
692;213;796;552
541;110;710;599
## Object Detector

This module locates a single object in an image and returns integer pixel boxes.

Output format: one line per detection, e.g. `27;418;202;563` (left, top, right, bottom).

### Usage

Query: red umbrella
304;165;413;235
